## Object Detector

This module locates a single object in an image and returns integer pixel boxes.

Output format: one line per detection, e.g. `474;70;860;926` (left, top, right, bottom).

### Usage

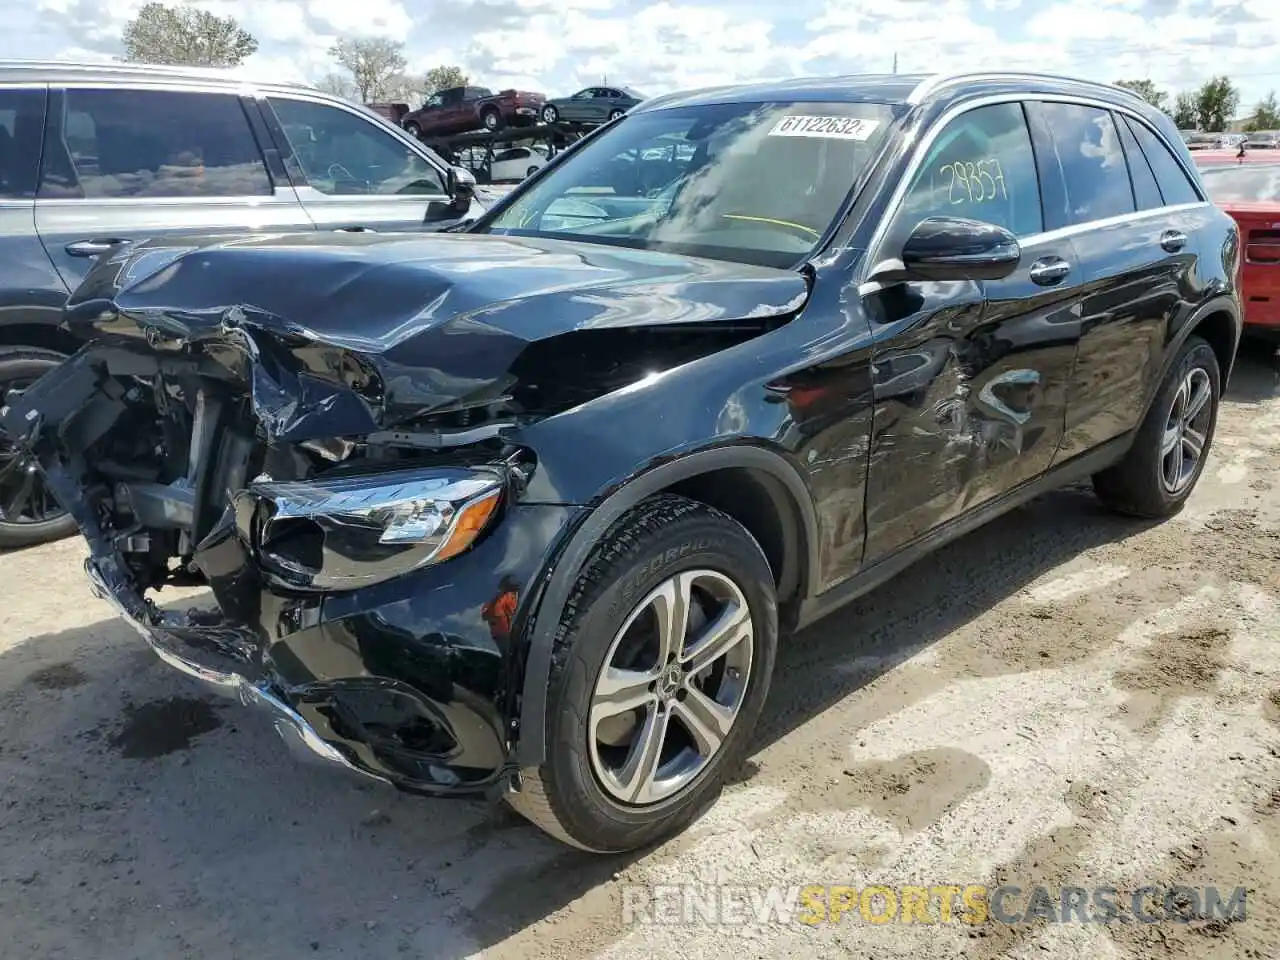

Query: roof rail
0;57;313;88
907;71;1147;106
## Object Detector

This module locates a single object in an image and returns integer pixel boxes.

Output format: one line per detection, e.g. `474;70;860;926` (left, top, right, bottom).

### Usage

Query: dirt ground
2;342;1279;960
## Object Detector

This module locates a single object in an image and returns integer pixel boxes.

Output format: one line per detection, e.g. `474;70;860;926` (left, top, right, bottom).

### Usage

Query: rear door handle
1160;230;1188;253
1029;257;1071;286
65;238;130;258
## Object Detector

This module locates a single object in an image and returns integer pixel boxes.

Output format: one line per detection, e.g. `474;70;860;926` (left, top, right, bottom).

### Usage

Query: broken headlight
241;467;504;590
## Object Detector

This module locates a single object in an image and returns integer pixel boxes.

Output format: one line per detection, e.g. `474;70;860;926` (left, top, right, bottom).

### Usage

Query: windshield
1198;163;1280;202
483;100;896;267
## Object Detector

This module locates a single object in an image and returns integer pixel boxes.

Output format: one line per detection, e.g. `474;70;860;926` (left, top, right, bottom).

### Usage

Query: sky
11;0;1280;114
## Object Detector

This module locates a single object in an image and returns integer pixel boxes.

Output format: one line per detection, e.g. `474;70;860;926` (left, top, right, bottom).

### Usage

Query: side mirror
871;217;1021;284
427;166;479;223
447;165;477;205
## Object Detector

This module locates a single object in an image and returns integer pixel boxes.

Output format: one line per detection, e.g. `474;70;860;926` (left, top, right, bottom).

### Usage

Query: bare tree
330;37;407;102
122;2;258;67
315;71;358;101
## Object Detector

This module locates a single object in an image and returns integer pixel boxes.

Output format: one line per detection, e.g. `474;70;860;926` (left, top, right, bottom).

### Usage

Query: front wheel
542;104;559;124
481;109;502;131
507;494;777;852
0;346;76;549
404;121;422;139
1093;334;1221;517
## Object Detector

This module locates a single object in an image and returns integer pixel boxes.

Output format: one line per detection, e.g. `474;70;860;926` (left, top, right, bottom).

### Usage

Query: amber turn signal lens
434;489;502;562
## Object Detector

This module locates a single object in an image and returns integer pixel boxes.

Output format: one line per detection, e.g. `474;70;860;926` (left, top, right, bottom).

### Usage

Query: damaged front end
1;230;807;796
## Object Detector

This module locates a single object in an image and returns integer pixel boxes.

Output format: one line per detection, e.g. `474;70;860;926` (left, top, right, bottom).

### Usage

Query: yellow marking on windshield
721;214;821;237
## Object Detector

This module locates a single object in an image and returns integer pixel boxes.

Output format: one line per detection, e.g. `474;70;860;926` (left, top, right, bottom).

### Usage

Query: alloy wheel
588;569;754;806
1160;366;1213;495
0;374;65;530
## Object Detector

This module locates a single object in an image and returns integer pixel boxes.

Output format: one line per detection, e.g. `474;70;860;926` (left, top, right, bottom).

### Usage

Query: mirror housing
871;217;1021;285
426;165;479;223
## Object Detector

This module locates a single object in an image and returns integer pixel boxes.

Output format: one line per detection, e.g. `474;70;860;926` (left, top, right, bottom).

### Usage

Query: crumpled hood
64;231;809;441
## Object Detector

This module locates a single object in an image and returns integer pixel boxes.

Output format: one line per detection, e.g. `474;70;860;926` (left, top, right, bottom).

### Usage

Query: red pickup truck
402;85;546;138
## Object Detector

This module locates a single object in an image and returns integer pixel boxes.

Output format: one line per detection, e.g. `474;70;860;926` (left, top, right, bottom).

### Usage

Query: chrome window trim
862;90;1210;282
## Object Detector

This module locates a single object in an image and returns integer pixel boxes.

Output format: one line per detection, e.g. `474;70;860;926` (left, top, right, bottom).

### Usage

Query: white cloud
15;0;1280;114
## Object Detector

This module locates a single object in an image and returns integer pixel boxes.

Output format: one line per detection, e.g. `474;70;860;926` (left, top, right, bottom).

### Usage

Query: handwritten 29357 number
939;158;1008;205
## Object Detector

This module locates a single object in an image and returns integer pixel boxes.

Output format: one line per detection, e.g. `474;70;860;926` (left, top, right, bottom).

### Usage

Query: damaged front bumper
2;342;581;799
84;555;370;778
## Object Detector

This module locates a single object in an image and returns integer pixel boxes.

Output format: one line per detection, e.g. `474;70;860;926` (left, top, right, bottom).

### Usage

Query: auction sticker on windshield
768;116;881;140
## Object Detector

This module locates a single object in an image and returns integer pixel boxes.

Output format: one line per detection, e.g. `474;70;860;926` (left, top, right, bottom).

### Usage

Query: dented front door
860;99;1083;563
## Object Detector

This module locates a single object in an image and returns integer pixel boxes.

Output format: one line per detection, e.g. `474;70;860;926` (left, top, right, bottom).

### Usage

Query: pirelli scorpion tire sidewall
506;494;778;853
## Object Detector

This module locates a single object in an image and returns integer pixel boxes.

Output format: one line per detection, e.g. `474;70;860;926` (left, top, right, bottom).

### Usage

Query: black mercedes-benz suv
2;71;1241;853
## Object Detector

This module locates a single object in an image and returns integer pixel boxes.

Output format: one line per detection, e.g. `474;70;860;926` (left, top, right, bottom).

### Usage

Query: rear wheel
404;121;422;139
1093;334;1220;518
0;346;76;549
608;109;625;121
526;165;539;178
507;494;777;852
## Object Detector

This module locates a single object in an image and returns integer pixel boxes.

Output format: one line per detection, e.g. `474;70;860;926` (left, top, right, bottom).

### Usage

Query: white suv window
268;97;448;197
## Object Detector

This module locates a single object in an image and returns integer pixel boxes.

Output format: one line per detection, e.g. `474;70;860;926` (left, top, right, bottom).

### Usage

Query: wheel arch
513;444;819;768
1149;295;1241;417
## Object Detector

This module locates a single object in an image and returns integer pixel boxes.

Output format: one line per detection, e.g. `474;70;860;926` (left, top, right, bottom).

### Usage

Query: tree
1245;91;1280;132
330;37;406;102
1115;79;1167;112
315;71;358;101
422;65;469;96
1194;75;1239;132
121;2;257;67
1172;91;1198;130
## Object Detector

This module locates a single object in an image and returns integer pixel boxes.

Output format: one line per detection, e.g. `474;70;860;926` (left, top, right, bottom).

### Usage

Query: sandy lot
1;342;1278;960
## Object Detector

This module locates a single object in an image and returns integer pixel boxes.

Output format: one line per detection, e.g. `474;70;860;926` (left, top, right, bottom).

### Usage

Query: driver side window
267;97;447;197
886;102;1042;253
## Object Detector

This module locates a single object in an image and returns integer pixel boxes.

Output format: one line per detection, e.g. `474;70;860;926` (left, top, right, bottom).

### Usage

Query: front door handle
1161;229;1188;253
1029;257;1072;286
65;238;129;258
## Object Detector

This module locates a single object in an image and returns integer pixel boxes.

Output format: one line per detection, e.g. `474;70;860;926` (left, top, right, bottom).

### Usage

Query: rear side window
0;87;45;199
1036;102;1134;226
39;88;272;200
1115;114;1163;210
1123;116;1201;206
889;101;1043;248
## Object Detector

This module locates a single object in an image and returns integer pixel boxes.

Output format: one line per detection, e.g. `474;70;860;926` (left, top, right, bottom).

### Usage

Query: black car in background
4;71;1240;853
540;85;646;125
0;59;484;548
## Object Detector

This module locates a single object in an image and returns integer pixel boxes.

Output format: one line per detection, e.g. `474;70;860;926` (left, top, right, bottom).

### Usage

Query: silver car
540;86;646;126
0;58;482;548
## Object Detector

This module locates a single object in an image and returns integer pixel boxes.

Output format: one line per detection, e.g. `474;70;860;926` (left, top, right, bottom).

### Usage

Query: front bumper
86;557;373;779
2;343;583;798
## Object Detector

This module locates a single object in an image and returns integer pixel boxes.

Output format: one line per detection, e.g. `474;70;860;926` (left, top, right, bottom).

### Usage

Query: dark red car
401;85;545;139
1195;149;1280;333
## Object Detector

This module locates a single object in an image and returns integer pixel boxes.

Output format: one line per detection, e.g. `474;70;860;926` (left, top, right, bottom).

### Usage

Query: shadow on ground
0;350;1272;959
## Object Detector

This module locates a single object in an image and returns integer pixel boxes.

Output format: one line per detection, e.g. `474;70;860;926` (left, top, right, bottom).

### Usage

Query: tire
526;165;539;178
542;104;559;124
608;109;625;121
405;122;421;139
1092;334;1221;518
0;346;77;549
507;494;778;852
481;109;502;131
